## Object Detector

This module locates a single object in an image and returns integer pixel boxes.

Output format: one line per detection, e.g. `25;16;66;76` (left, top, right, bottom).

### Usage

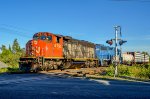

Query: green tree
9;44;12;52
12;39;21;53
0;39;24;68
0;45;6;51
0;46;12;65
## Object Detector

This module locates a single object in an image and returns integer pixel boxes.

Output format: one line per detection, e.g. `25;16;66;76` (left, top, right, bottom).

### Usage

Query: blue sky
0;0;150;53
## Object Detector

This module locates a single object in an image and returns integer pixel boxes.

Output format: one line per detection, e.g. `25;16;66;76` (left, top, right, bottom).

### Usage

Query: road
0;73;150;99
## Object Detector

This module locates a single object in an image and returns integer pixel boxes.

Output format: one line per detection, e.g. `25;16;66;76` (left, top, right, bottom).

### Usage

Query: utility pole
114;26;119;77
120;45;122;64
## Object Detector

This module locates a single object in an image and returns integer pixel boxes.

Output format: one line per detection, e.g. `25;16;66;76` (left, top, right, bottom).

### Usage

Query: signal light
106;40;113;45
119;40;127;45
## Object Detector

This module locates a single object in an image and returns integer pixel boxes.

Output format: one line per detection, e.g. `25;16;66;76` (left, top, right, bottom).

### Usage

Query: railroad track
6;67;107;81
39;67;107;77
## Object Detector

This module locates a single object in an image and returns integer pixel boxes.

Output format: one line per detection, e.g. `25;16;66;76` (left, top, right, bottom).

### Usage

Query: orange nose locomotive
26;32;63;57
19;32;98;72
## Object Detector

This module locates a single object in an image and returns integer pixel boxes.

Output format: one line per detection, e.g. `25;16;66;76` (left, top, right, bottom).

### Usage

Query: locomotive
19;32;104;72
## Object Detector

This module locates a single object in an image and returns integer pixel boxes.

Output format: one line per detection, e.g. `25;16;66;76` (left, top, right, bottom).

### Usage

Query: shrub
105;64;150;79
0;68;8;73
118;65;131;76
7;66;19;72
105;65;114;76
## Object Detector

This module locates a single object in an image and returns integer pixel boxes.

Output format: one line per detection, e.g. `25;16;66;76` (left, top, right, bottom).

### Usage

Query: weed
105;64;150;79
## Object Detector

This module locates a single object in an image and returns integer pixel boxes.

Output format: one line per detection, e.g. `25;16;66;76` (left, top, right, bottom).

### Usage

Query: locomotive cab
19;32;64;71
26;32;63;57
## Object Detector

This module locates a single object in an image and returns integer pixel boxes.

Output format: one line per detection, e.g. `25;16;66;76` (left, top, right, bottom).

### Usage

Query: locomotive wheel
33;68;38;73
90;61;95;68
24;67;30;73
48;65;54;70
32;64;39;72
85;61;90;68
63;61;71;69
43;67;48;71
53;65;58;70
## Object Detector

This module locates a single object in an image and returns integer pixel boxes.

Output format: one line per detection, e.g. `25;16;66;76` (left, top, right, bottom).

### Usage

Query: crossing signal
106;40;113;45
119;40;127;45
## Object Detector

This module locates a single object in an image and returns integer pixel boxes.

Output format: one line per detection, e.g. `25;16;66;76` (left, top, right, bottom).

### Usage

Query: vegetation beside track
0;66;20;73
0;39;24;73
105;64;150;79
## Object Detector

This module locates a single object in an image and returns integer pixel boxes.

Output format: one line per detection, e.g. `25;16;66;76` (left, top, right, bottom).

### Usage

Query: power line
1;24;36;33
0;24;37;39
0;27;31;39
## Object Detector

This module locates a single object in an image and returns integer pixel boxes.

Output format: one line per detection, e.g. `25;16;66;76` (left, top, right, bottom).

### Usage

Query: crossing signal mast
106;26;127;77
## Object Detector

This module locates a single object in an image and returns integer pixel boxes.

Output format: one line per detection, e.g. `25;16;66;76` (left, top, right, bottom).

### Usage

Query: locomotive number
54;44;61;48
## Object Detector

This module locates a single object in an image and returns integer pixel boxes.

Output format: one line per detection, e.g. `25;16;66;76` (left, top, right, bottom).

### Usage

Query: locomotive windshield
33;35;52;41
41;35;46;40
33;36;39;40
47;36;52;40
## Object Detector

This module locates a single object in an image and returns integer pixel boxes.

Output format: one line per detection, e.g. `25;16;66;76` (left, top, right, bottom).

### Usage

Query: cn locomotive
19;32;116;72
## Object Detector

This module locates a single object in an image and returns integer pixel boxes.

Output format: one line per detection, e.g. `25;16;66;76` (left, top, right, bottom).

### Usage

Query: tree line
0;39;25;68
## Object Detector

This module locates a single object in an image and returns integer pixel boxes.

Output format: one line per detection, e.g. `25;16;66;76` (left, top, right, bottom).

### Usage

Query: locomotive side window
56;36;60;43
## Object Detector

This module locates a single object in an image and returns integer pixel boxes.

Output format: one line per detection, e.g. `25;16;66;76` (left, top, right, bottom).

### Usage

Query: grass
0;68;8;73
105;64;150;80
0;65;20;74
